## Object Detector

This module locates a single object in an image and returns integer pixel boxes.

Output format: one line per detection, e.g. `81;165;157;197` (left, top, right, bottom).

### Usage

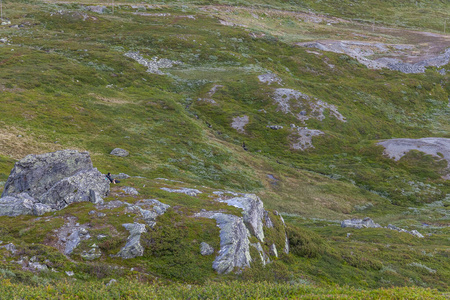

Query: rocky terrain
0;0;449;297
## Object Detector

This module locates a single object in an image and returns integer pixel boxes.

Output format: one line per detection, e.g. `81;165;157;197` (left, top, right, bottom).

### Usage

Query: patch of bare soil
298;28;450;73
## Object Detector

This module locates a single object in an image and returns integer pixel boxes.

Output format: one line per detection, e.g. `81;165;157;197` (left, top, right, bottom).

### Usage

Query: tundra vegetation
0;0;449;298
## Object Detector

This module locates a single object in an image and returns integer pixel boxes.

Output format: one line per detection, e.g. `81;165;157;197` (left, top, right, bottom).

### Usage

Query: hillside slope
0;0;449;294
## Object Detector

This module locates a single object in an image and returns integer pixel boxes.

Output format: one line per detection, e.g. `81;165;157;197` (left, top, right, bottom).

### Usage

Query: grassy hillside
0;0;449;296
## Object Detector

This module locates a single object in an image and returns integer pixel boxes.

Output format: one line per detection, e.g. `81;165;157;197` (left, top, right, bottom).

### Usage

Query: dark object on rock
0;150;109;216
110;148;129;157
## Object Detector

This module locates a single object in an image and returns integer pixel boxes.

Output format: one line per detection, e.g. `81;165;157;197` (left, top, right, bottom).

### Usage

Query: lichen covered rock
0;150;109;216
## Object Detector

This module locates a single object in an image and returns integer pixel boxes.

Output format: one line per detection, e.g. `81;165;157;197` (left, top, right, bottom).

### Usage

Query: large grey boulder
0;193;38;216
117;223;146;259
3;150;93;197
39;169;109;210
211;213;251;274
219;194;265;242
0;150;109;215
0;193;53;217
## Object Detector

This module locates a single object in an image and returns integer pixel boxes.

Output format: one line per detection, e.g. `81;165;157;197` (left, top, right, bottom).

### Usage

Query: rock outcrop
194;194;289;274
211;213;251;274
125;199;170;227
342;217;424;238
160;187;202;196
117;223;147;259
219;194;265;242
0;150;109;216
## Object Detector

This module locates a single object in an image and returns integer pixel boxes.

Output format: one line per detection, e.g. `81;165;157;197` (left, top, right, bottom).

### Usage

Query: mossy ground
0;0;449;296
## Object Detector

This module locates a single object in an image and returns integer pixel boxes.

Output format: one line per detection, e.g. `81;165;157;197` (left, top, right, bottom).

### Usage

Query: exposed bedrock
378;138;450;178
0;150;110;216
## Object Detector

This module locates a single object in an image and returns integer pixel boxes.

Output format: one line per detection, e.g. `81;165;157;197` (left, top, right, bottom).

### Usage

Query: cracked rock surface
0;150;109;216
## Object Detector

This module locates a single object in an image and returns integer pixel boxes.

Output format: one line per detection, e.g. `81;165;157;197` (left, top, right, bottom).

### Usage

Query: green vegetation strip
0;278;446;299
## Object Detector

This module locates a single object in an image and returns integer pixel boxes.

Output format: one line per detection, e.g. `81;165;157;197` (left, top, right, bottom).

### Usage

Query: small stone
106;279;117;286
200;242;214;255
65;271;74;276
110;148;129;157
97;212;106;217
121;186;139;195
0;243;17;254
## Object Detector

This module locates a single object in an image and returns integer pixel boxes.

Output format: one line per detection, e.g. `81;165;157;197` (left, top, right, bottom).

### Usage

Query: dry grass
0;125;63;160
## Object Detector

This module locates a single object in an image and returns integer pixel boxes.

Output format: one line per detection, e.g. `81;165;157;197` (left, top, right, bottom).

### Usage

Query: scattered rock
114;173;130;179
110;148;129;157
125;199;170;227
200;242;214;256
258;73;282;85
99;200;124;210
232;115;249;133
29;261;48;272
273;88;346;123
341;217;381;229
65;271;74;276
106;279;117;286
65;228;90;255
267;125;284;130
410;230;424;238
0;243;17;254
198;85;223;103
387;224;424;238
290;126;324;151
81;244;102;260
124;51;182;75
120;186;139;195
342;218;424;238
86;6;107;14
160;187;201;196
117;223;146;259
